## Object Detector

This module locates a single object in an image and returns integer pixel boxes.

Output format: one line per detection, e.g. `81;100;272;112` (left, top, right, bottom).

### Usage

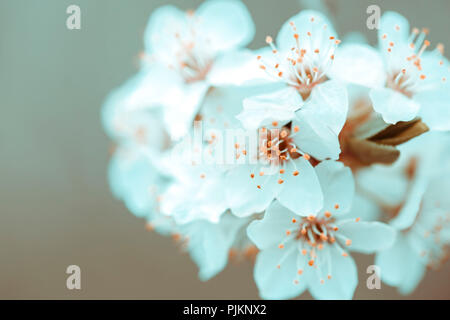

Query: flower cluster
102;0;450;299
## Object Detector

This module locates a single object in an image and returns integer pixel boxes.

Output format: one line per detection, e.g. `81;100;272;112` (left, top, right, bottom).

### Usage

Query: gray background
1;0;449;299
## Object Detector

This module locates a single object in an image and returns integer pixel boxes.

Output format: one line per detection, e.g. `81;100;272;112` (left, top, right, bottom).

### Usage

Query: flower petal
369;87;420;124
415;88;450;131
276;10;337;53
329;44;387;88
247;201;296;250
315;160;354;215
356;164;408;207
183;214;244;281
238;87;302;130
307;245;357;300
197;0;255;53
144;5;188;62
254;244;307;299
344;193;382;221
277;158;323;216
378;11;410;50
292;80;348;160
225;164;279;217
336;220;396;253
207;50;265;87
375;233;425;293
164;81;209;140
108;148;160;218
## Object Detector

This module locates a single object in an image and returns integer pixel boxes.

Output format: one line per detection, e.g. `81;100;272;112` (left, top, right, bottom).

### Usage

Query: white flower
102;68;170;150
247;161;395;299
108;145;166;219
172;213;250;281
227;79;348;217
238;10;347;132
143;0;257;139
331;11;450;129
375;168;450;294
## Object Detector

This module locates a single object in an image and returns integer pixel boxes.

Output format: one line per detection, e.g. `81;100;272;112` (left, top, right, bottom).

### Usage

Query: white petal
375;233;425;292
369;87;420;125
307;245;357;300
238;87;302;130
247;201;296;250
315;160;354;215
207;50;265;87
183;214;243;281
343;193;382;221
303;80;349;133
277;158;323;216
144;5;188;62
225;164;279;217
389;170;427;230
197;0;254;53
276;10;337;53
336;220;396;253
329;44;387;88
378;11;410;49
416;89;450;131
292;80;348;160
108;148;160;218
254;244;307;299
292;115;341;160
164;81;209;140
356;164;408;207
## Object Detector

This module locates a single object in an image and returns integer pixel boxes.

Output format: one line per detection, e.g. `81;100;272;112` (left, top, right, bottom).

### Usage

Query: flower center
295;215;338;247
258;125;303;166
382;26;448;96
275;212;360;285
258;19;339;100
167;11;214;83
174;33;213;83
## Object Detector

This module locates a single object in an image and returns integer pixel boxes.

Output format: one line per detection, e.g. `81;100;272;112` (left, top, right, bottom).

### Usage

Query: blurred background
1;0;449;299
